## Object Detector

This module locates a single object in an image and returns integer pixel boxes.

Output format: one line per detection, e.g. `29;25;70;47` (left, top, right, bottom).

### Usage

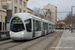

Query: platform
56;30;75;50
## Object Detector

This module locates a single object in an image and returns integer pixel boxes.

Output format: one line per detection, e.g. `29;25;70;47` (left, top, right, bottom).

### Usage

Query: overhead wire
33;0;43;7
51;0;55;5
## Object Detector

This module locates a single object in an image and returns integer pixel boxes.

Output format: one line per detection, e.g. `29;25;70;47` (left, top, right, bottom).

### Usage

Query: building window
23;10;25;13
19;0;22;5
2;5;7;10
23;2;25;7
19;8;21;13
14;7;17;13
14;0;17;3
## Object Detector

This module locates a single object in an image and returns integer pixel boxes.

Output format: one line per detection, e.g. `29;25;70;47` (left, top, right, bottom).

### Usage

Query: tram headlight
21;32;24;34
10;32;11;34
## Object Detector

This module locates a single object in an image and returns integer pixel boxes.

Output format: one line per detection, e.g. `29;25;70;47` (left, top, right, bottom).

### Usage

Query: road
0;30;64;50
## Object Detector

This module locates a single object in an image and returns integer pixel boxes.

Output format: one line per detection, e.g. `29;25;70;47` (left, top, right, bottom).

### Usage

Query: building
0;0;34;31
34;13;45;19
0;0;28;22
44;4;57;24
56;20;66;28
0;9;6;31
27;8;34;14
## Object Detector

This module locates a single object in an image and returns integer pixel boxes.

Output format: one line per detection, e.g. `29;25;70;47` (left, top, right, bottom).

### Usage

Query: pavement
55;30;75;50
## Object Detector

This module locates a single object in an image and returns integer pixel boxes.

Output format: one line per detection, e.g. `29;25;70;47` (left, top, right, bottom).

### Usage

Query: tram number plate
1;34;6;37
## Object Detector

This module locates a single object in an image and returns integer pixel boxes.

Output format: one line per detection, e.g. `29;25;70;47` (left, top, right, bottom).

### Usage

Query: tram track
0;31;63;50
22;31;61;50
45;31;63;50
0;39;13;45
4;42;25;50
4;31;57;50
0;41;25;50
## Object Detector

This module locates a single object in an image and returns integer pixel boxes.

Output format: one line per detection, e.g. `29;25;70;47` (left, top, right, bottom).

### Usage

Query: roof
57;20;66;25
44;4;57;8
27;8;34;12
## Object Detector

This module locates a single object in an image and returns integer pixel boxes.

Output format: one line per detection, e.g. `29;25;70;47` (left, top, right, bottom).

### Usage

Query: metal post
71;6;73;33
69;12;70;31
1;15;2;31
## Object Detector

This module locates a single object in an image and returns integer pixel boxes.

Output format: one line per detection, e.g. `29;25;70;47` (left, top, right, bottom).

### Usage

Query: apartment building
44;4;57;24
0;0;28;21
1;0;28;14
0;9;6;31
0;0;29;31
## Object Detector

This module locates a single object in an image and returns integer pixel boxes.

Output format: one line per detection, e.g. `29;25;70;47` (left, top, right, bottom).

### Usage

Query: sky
27;0;75;20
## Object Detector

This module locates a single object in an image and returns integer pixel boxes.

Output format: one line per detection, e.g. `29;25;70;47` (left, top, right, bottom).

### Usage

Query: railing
0;31;10;40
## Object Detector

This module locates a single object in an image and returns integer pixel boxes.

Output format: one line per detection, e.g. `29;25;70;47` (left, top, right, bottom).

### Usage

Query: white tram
9;13;55;40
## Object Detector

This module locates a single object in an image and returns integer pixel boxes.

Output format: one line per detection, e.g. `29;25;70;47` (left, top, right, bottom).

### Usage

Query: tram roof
11;13;55;24
11;13;41;21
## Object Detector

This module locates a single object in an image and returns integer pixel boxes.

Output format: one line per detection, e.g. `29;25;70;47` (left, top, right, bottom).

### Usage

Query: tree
64;12;75;26
34;7;41;14
34;13;45;19
64;12;75;25
34;7;46;19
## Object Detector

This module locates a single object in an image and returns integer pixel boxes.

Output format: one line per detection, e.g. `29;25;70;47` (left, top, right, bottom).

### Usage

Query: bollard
6;31;10;38
0;32;1;39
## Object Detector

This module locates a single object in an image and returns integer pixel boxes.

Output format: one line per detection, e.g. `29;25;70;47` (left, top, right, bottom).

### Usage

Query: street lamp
71;6;75;33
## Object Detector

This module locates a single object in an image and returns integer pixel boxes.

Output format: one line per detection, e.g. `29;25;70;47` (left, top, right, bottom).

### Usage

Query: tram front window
10;17;25;32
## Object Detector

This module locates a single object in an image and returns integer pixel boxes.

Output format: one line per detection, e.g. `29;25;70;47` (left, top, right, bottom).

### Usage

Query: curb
55;30;65;50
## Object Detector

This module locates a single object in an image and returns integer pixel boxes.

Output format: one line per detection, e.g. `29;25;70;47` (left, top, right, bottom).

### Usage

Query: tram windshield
10;17;25;32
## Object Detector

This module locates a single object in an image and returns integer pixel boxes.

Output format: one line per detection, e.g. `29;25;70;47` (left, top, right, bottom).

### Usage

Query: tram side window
46;23;48;30
44;23;46;30
49;24;51;29
45;23;48;30
53;25;54;29
25;19;31;32
52;25;53;29
36;20;41;31
43;23;45;30
54;25;55;29
33;20;36;31
51;25;53;29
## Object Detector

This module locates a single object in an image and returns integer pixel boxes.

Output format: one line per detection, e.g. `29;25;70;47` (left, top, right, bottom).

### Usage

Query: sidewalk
56;30;75;50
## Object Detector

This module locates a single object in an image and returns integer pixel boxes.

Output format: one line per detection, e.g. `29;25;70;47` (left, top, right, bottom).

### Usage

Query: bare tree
64;12;75;25
34;7;41;14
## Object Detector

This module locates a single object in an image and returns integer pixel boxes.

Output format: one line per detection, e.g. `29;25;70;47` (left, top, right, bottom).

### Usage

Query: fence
0;31;10;40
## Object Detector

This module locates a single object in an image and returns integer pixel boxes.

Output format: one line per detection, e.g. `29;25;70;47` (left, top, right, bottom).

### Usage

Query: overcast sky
27;0;75;20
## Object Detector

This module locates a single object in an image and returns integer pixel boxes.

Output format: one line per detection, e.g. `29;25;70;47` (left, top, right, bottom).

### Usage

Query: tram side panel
32;18;42;38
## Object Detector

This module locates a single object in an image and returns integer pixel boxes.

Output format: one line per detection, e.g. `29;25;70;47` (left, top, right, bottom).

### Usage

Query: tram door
0;22;1;31
33;20;36;37
42;22;45;35
33;19;41;37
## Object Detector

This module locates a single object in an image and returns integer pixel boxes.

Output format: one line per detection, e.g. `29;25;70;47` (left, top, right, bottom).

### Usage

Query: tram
9;13;55;40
